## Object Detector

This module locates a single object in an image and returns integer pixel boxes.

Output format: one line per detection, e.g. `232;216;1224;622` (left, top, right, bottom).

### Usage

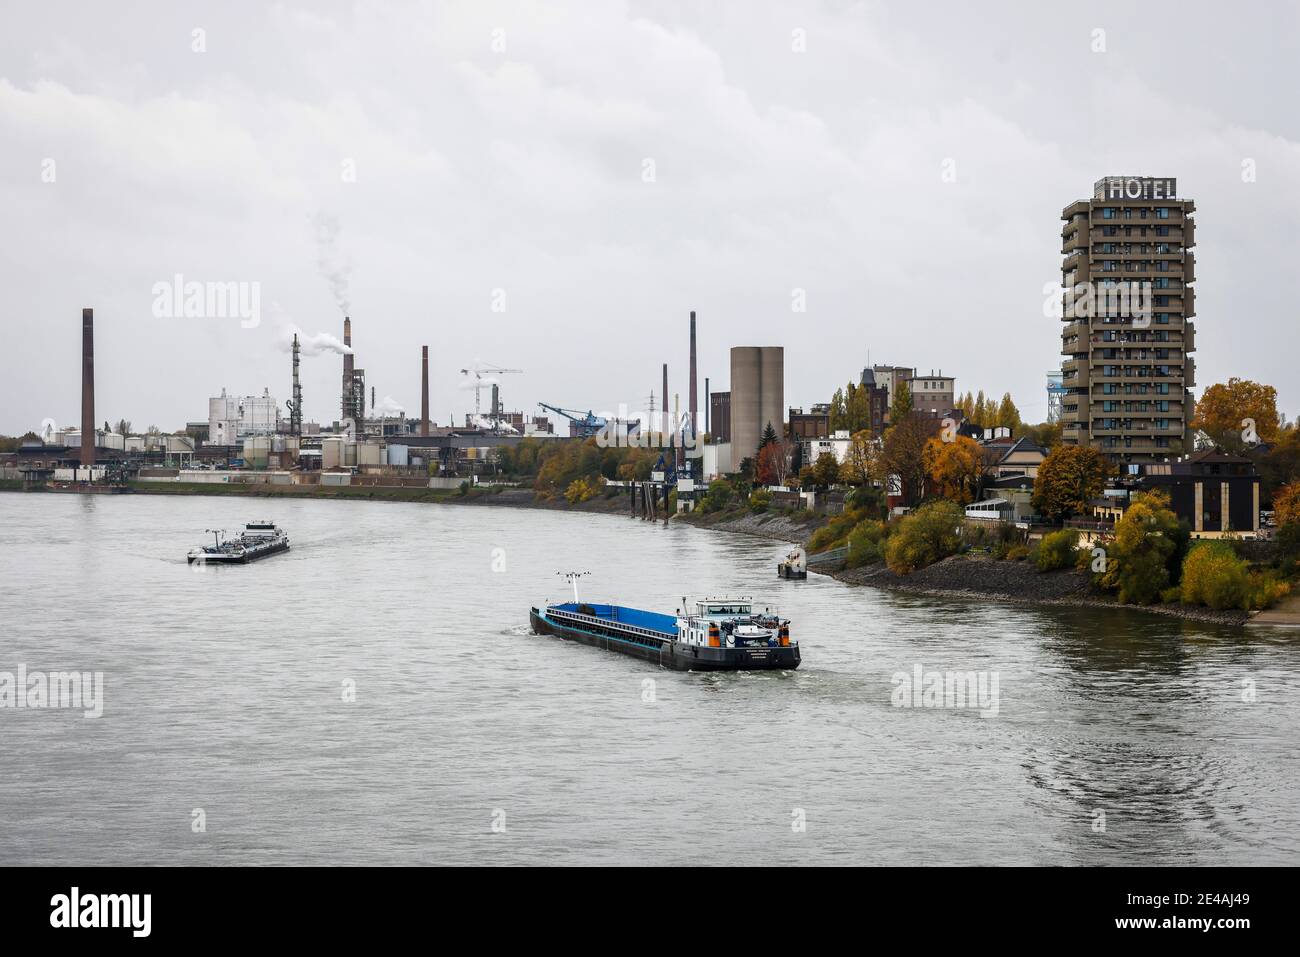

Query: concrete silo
729;346;784;467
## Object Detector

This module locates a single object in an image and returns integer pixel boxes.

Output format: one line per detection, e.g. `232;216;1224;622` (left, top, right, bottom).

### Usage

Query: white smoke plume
313;212;351;316
372;395;405;416
280;324;352;356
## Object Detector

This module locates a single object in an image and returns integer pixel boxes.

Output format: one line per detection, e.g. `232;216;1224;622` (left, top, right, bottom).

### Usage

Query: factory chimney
688;311;697;436
662;363;669;439
705;376;710;435
81;307;95;466
421;346;430;436
289;333;303;436
341;316;353;422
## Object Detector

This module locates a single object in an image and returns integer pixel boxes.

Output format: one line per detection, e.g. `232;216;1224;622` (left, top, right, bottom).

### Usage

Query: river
1;492;1298;865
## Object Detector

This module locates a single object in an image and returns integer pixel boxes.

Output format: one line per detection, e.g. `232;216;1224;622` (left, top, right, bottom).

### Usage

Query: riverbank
675;506;1257;627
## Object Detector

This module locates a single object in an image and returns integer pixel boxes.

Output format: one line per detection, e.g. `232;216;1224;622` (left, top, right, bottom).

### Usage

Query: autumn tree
1275;481;1300;527
757;441;791;486
1032;445;1111;520
841;429;879;486
881;412;936;506
1193;378;1280;451
922;434;985;504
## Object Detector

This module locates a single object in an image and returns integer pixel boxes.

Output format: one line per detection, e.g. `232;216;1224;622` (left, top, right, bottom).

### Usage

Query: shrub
807;508;865;554
1247;570;1291;610
1036;529;1080;571
1006;543;1031;561
564;476;598;504
457;480;470;496
884;500;964;574
1097;490;1181;605
1179;541;1249;609
749;488;772;514
846;519;887;568
699;479;735;514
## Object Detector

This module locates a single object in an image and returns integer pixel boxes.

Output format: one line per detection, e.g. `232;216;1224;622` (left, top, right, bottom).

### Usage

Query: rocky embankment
826;554;1251;626
674;508;823;542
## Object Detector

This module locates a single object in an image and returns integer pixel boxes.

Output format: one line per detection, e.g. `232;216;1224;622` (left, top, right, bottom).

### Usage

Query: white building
209;387;280;445
805;429;853;465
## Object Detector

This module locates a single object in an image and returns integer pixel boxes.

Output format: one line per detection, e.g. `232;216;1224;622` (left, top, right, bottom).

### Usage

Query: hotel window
1101;208;1117;219
1155;226;1169;236
1156;208;1171;219
1157;401;1169;412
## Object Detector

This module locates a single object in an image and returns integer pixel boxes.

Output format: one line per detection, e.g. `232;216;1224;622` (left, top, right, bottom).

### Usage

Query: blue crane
537;403;607;438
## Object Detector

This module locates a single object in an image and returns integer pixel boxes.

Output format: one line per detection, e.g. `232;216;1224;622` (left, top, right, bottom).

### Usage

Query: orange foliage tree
1193;378;1280;450
922;435;984;504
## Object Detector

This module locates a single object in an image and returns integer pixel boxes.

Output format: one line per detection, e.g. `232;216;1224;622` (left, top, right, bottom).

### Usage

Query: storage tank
322;437;344;470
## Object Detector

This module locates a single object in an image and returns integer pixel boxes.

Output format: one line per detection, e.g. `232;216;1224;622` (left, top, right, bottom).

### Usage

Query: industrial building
1059;175;1197;462
708;391;731;443
208;387;281;445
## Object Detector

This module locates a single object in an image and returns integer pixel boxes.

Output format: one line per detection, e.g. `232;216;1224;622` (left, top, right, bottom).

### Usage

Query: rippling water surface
1;493;1298;865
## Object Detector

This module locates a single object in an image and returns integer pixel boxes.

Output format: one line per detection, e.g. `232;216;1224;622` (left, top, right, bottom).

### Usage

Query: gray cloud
1;0;1297;433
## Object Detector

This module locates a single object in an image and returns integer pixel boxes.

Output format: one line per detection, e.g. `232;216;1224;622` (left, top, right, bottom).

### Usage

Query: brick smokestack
421;345;430;436
688;311;697;434
81;307;95;466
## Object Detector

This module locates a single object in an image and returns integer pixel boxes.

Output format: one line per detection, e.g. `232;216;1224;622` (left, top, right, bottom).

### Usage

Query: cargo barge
187;522;290;564
529;579;799;671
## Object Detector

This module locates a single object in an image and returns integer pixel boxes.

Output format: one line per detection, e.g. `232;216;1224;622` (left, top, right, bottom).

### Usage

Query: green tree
889;381;913;424
995;393;1022;433
811;451;841;489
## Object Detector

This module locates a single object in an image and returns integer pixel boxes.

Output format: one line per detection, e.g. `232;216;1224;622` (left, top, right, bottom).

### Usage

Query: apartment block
1059;176;1197;463
899;370;955;418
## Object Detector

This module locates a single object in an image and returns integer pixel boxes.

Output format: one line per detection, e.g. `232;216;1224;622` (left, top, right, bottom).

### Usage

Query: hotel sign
1095;176;1177;201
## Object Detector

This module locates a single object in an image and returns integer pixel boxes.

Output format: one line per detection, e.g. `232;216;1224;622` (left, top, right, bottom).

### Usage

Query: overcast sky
2;0;1297;436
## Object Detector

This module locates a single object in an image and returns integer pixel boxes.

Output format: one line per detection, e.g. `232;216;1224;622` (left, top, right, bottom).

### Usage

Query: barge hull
189;541;291;565
529;608;800;672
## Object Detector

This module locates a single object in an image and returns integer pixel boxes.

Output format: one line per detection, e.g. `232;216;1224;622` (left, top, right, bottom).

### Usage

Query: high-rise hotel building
1059;176;1196;463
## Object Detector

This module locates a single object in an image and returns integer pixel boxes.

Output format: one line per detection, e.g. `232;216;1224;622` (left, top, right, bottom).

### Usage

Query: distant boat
777;547;807;580
188;522;290;565
530;575;799;671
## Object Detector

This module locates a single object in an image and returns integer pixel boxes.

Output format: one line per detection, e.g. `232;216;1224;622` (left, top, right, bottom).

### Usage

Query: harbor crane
537;403;607;438
460;364;522;415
